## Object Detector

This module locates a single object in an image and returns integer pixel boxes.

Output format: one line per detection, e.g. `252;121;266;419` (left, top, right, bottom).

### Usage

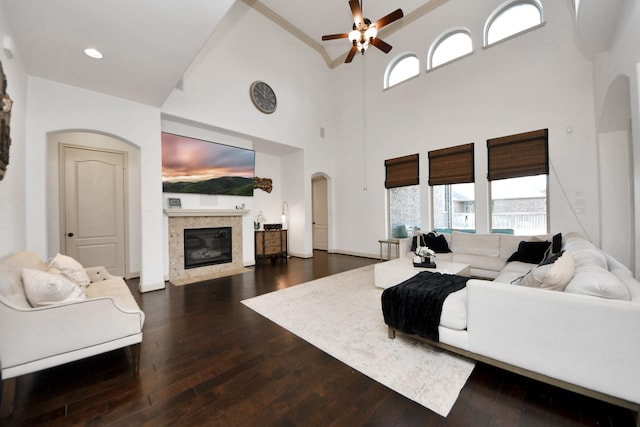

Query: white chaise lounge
0;250;144;416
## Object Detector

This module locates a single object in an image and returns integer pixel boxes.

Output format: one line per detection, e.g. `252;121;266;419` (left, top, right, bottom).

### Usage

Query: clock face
250;81;277;114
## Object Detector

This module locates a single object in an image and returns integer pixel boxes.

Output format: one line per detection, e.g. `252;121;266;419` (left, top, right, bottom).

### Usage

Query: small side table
378;239;400;260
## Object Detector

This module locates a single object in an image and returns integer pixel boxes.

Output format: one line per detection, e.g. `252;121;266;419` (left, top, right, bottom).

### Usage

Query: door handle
67;232;74;237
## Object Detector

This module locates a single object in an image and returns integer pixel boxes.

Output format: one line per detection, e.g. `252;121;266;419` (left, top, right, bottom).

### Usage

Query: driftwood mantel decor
0;60;12;181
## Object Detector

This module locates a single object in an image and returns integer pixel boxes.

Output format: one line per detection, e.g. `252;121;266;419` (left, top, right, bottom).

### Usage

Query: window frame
384;52;420;89
487;129;550;234
428;143;476;232
431;182;476;233
388;184;421;238
484;0;544;48
427;27;474;71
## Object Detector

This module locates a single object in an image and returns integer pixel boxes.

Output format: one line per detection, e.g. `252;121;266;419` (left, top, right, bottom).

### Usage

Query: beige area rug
241;265;475;417
170;267;252;286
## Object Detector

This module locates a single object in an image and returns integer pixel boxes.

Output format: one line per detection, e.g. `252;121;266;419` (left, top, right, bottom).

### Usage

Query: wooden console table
255;229;288;261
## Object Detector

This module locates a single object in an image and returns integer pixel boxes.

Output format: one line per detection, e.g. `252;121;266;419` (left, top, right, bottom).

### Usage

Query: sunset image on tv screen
161;132;255;196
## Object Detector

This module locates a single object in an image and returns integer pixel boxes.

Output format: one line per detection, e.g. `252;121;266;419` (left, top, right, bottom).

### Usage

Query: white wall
26;78;164;292
598;129;632;267
0;6;28;256
327;0;599;257
589;0;640;274
5;0;638;280
161;1;333;259
160;117;288;270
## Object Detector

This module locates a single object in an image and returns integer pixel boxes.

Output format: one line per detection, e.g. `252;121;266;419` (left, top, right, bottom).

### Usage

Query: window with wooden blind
487;128;548;181
384;153;419;189
487;128;549;235
428;143;474;186
428;143;475;232
385;154;420;238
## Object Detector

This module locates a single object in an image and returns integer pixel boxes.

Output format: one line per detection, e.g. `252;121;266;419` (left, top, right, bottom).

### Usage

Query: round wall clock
250;81;277;114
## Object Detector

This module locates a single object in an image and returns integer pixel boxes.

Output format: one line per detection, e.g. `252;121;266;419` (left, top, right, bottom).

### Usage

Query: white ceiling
1;0;620;108
1;0;444;107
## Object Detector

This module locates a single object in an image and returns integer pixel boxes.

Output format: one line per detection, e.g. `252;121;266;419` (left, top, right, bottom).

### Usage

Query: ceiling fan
322;0;404;63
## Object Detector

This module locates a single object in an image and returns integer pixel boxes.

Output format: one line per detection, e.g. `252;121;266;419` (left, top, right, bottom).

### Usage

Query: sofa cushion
494;261;535;283
569;248;608;270
507;240;551;264
0;251;47;308
498;234;552;260
610;269;640;301
22;268;87;307
425;233;451;253
517;251;574;291
564;265;630;300
48;253;91;288
441;288;467;330
451;231;500;257
86;278;143;316
451;253;506;274
411;233;452;253
563;236;608;269
552;232;563;253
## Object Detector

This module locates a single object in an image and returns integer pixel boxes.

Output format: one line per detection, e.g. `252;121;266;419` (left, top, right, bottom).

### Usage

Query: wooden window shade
487;129;549;181
428;143;474;186
384;153;419;189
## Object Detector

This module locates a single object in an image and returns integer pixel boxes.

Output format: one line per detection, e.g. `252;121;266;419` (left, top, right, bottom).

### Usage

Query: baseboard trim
327;249;379;260
139;281;165;293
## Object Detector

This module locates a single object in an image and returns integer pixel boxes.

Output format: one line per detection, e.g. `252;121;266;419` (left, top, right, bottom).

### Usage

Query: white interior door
62;146;126;276
312;176;328;250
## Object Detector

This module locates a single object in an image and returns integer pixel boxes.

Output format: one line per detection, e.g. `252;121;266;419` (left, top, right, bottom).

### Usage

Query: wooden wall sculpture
0;60;12;181
254;177;273;193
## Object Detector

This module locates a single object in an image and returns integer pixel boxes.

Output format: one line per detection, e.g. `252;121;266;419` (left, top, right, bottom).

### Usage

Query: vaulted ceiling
1;0;447;106
0;0;624;107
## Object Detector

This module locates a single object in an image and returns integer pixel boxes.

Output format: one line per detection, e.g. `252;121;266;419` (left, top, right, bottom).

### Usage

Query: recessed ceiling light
84;48;103;59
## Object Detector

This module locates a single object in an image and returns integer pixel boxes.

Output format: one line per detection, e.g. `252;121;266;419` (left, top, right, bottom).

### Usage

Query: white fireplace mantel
163;208;250;217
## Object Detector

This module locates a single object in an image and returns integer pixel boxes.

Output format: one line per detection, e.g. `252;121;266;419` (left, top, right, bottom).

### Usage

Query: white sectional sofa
379;231;640;418
0;251;144;416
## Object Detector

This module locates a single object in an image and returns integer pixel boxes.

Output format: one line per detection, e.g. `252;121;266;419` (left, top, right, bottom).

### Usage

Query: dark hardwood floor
2;251;636;426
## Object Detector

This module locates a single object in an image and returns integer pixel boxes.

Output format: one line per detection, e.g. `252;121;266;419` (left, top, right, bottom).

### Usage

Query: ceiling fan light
365;26;377;40
357;40;369;53
348;29;360;42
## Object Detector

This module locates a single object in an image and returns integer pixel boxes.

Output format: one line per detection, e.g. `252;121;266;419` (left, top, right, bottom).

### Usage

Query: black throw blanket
381;271;468;342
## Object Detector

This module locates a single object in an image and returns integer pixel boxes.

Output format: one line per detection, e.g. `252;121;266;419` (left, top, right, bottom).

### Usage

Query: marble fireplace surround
165;209;248;282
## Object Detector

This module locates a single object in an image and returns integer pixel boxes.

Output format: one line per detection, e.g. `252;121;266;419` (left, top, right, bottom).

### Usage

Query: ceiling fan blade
375;8;404;30
322;33;349;41
371;37;392;53
345;45;358;63
349;0;363;26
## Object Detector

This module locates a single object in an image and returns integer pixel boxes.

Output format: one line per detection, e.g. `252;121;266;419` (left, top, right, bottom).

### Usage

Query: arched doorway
312;175;329;250
598;75;634;270
50;131;140;278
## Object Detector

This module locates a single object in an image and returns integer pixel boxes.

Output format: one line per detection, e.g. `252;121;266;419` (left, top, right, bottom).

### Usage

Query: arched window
427;28;473;70
384;53;419;89
485;0;544;46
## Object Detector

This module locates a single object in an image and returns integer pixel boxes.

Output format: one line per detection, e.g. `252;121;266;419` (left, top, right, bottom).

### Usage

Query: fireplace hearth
184;227;232;269
165;209;245;283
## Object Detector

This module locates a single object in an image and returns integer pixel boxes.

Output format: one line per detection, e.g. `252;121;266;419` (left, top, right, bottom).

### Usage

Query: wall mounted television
162;132;255;196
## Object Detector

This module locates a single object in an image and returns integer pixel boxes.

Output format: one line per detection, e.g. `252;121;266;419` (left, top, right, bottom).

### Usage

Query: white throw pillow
564;265;631;300
518;251;575;291
22;268;87;307
48;253;91;288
